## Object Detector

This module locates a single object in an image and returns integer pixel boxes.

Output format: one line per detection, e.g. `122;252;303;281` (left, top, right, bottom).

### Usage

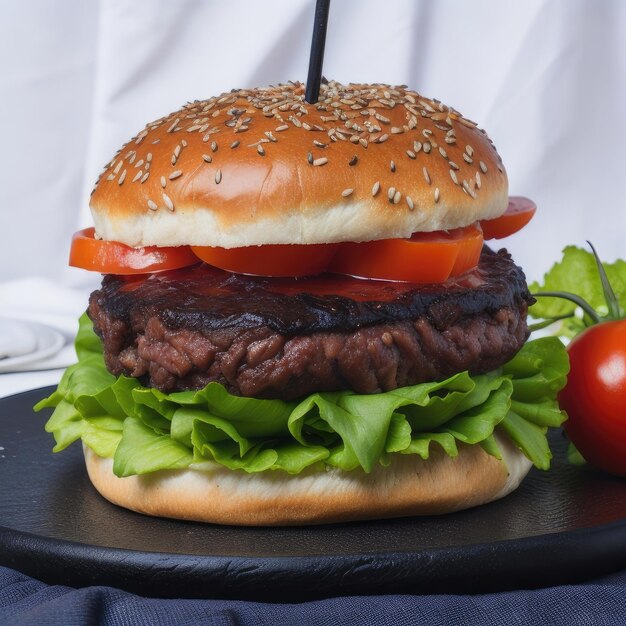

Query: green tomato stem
528;312;575;333
586;240;623;320
533;291;602;325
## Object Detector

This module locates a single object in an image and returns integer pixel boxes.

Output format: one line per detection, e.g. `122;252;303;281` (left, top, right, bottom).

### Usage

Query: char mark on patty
88;248;533;400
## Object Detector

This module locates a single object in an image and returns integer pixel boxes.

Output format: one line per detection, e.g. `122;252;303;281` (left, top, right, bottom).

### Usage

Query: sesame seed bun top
90;81;508;248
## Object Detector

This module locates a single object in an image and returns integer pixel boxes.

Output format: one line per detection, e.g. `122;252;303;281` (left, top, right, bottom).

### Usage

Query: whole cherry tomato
558;320;626;477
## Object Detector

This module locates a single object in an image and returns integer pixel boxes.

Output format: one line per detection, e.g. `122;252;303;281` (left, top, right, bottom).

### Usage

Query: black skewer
305;0;331;104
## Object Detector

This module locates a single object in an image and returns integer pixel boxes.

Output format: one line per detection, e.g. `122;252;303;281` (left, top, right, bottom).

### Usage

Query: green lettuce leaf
35;313;569;477
529;246;626;337
113;417;194;476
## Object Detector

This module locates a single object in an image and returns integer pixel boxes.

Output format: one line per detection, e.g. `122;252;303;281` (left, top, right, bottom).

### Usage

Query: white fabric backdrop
1;0;625;289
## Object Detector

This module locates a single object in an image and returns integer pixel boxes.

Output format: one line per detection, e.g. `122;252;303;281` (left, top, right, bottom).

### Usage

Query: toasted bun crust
90;81;508;248
83;432;531;526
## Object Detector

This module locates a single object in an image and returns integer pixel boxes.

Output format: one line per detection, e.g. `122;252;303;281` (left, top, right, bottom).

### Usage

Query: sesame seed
390;160;396;172
475;171;482;188
171;155;177;166
393;190;402;204
313;157;328;166
423;142;431;153
132;171;142;183
313;140;327;148
414;141;422;153
423;167;431;185
163;193;174;211
349;155;358;166
174;145;182;158
434;187;440;203
140;172;150;183
449;161;459;170
134;159;144;169
231;140;240;149
167;118;180;133
202;154;212;163
372;181;381;196
215;169;222;184
160;176;166;188
388;186;396;202
257;144;266;156
438;146;448;159
406;150;416;159
463;153;473;164
359;138;368;148
463;180;477;198
147;152;153;162
211;141;218;152
275;124;289;132
147;200;158;211
466;145;474;157
378;133;389;143
118;169;127;185
480;160;488;173
449;169;459;184
113;161;123;174
307;152;314;164
342;188;354;197
406;196;414;210
169;170;183;180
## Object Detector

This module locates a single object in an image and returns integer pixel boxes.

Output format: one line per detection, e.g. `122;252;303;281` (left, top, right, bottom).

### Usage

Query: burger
37;81;568;525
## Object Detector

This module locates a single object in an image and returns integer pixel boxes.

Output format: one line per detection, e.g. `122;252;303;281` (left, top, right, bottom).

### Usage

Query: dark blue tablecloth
1;566;626;626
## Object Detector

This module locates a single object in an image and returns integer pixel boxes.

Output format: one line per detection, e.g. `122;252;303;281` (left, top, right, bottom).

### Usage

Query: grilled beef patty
88;248;533;400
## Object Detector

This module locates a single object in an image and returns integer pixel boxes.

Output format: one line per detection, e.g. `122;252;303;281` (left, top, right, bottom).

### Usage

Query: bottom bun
83;431;532;526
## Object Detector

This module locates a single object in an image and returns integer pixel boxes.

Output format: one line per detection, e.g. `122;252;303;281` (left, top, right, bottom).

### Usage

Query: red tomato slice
328;225;484;283
480;196;536;240
69;228;199;274
450;224;484;276
191;243;342;277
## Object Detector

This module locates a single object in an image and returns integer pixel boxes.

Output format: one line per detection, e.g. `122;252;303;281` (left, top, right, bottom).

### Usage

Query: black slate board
1;386;626;601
